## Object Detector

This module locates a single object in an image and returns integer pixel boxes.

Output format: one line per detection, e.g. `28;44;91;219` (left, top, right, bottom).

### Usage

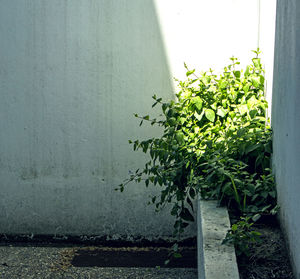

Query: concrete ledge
197;199;240;279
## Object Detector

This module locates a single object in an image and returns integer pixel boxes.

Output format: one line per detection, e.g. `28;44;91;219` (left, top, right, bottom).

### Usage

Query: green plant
117;49;277;256
222;216;262;256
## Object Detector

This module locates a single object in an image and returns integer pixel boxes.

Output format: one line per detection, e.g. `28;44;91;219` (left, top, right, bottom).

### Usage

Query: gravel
0;246;197;279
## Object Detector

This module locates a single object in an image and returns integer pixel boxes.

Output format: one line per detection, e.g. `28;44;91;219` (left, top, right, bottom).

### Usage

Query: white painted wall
272;0;300;277
0;0;275;238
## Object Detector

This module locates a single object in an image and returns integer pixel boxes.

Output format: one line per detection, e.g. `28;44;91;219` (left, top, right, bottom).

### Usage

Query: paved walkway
0;246;197;279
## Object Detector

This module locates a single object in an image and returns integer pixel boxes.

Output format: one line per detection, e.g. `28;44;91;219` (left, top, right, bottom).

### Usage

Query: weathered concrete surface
0;0;176;237
0;0;275;238
272;0;300;278
197;200;239;279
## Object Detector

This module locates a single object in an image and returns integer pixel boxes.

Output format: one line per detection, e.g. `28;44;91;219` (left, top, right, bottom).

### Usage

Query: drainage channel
70;246;197;268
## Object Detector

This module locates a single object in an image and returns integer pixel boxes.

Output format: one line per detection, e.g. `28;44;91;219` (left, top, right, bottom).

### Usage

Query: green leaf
234;71;241;78
175;131;185;144
231;224;238;231
220;80;228;89
152;101;158;108
247;96;258;110
205;109;215;122
172;243;179;251
244;66;250;77
162;103;168;113
252;58;261;68
261;204;271;212
179;117;186;124
251;77;260;87
186;69;195;77
271;205;279;215
245;144;260;154
217;108;227;118
168;117;177;126
210;103;217;110
173;252;182;258
237;128;247;137
238;104;248;115
194;111;204;121
243;83;250;93
269;191;276;198
252;214;261;222
249;109;258;118
261;192;268;199
193;96;203;111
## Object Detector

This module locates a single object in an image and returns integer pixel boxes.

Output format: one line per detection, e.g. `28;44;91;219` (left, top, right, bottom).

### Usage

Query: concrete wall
272;0;300;277
0;0;175;237
0;0;275;238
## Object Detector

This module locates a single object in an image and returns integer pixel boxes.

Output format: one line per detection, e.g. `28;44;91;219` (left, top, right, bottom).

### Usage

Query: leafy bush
118;49;277;254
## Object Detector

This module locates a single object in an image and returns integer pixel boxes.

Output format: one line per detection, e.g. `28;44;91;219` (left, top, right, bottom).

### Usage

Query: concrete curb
197;199;240;279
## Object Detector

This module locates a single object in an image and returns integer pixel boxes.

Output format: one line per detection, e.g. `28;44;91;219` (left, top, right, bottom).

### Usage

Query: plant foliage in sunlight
117;49;277;256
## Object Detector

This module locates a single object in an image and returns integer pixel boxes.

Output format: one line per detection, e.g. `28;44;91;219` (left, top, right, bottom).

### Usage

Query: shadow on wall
0;0;175;236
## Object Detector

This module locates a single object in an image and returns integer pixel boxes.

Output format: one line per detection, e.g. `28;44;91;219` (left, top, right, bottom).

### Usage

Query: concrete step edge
197;198;240;279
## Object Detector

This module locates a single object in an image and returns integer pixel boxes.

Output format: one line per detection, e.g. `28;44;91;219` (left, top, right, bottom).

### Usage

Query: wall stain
20;167;38;180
